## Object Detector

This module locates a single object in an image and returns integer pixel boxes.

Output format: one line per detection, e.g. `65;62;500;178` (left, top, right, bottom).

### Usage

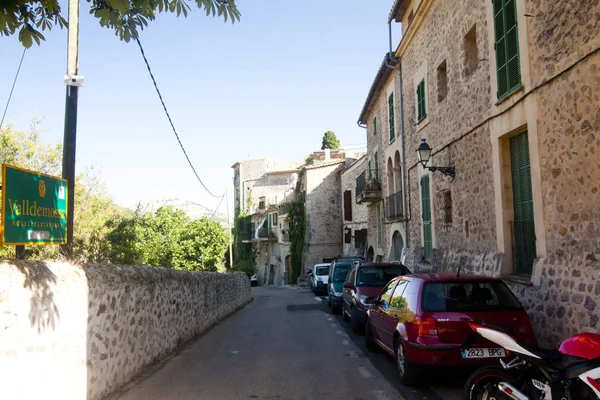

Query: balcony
356;169;382;204
257;225;277;241
386;190;404;221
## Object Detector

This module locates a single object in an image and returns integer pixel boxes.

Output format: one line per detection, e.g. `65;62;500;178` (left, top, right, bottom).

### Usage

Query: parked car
342;262;412;334
364;274;537;386
250;274;258;286
327;256;364;314
307;263;331;294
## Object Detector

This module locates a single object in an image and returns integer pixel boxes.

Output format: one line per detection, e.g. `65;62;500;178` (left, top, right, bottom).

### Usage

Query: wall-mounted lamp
416;139;455;180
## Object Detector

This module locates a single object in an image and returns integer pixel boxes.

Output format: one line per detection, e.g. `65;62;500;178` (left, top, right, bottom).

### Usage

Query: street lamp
416;139;455;180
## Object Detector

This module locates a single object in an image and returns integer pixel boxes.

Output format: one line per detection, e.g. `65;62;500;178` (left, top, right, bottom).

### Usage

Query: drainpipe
385;21;410;255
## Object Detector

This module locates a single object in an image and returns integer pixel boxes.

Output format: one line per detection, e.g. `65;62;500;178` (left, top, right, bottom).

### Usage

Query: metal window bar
386;190;404;220
510;220;535;277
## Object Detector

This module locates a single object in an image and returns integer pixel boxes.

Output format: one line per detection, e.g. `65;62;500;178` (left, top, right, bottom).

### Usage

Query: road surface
115;286;465;400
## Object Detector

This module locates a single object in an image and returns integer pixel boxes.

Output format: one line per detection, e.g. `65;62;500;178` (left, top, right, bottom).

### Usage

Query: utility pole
226;189;233;269
60;0;81;257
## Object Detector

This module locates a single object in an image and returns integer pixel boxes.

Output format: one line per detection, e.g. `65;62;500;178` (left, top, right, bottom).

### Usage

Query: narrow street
115;286;464;400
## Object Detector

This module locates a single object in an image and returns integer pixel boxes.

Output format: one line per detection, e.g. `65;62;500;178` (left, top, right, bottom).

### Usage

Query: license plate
461;348;506;359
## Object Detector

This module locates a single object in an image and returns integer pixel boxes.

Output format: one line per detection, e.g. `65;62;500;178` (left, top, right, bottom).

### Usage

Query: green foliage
285;194;305;284
304;155;314;165
2;0;240;48
321;130;340;150
231;259;254;277
232;212;255;267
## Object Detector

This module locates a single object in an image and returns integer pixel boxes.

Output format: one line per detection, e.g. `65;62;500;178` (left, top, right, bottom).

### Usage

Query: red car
342;262;412;334
365;274;537;386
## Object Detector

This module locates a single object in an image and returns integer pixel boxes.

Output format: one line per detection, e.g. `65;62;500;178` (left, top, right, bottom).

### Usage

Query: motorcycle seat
520;343;564;360
551;354;587;370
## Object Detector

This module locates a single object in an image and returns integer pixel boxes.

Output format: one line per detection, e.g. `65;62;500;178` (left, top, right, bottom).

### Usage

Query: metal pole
226;189;233;269
59;0;80;257
16;245;25;259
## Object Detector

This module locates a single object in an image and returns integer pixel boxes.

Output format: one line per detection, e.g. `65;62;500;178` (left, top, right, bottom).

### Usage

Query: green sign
1;165;68;245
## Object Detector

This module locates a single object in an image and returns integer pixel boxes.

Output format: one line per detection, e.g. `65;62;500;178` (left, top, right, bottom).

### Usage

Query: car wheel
342;302;350;321
395;339;420;386
351;307;364;334
365;318;378;353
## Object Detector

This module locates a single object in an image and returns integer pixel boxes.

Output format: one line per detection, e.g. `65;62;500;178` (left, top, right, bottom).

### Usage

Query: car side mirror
364;296;375;305
343;282;354;289
306;269;312;275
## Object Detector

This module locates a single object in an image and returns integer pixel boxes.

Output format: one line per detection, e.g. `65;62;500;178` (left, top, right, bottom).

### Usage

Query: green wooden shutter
417;80;426;121
421;175;432;261
493;0;521;99
388;93;395;142
510;132;536;276
373;116;377;136
368;160;372;179
377;204;382;245
374;152;379;181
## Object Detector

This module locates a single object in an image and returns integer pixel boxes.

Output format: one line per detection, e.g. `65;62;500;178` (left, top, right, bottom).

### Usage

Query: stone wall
0;260;251;400
303;162;345;270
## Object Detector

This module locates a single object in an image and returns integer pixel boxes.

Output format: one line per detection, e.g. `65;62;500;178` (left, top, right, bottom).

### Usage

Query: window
354;229;367;249
357;266;411;287
368;160;372;179
464;25;478;76
346;266;357;285
377;203;382;246
344;227;352;244
374;152;379;181
421;281;523;312
390;280;409;309
373;116;377;136
442;190;453;226
388;93;395;142
343;190;353;221
378;280;398;307
421;175;432;261
269;212;277;227
493;0;521;99
417;79;427;121
259;197;265;210
437;60;448;102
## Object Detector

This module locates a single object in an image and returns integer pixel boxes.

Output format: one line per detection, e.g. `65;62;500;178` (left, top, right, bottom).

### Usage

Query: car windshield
421;281;523;312
356;266;411;287
333;266;350;282
315;266;329;275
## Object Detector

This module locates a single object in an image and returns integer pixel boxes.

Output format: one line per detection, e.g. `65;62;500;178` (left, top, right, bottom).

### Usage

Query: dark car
342;262;411;334
365;274;537;386
327;256;364;314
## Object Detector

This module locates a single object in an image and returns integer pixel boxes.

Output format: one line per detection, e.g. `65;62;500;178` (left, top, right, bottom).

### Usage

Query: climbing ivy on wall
285;192;306;284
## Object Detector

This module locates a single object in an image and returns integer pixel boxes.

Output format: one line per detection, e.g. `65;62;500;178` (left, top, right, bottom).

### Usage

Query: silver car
307;263;330;294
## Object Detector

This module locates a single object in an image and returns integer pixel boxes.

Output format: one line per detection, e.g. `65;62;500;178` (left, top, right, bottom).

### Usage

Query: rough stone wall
0;260;251;400
341;157;369;256
303;163;344;270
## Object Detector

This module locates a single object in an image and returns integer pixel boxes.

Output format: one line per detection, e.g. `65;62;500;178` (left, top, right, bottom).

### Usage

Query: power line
1;48;26;130
209;194;225;219
135;37;224;199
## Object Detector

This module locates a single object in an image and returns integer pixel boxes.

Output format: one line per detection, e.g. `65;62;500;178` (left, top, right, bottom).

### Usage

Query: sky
0;0;401;214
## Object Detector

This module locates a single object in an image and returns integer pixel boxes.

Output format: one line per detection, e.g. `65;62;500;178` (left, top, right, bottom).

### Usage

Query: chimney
324;148;331;161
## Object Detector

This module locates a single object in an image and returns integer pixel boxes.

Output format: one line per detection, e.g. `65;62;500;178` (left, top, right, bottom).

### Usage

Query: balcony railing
258;225;277;240
386;190;403;220
356;169;382;204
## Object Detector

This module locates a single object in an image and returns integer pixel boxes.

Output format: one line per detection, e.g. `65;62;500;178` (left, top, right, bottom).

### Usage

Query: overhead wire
209;193;226;220
1;48;26;130
135;37;224;199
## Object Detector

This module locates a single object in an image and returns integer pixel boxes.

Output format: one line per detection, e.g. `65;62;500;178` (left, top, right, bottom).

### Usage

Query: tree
1;0;240;48
321;130;340;150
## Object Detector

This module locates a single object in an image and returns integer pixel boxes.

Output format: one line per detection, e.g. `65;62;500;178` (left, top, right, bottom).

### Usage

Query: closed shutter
377;204;382;245
388;93;395;141
343;190;353;221
493;0;521;99
417;80;426;121
421;175;432;261
373;116;377;136
374;152;379;181
510;132;536;276
345;227;352;244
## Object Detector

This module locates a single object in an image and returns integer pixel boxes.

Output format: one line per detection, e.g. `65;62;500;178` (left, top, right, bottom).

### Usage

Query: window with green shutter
374;152;379;181
493;0;521;99
368;160;372;179
417;79;426;121
510;132;536;276
421;175;432;261
373;116;377;136
388;93;395;142
377;204;382;246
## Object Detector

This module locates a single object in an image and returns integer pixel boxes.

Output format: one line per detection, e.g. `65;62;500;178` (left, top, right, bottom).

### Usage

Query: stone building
231;158;301;286
355;0;600;346
340;156;369;257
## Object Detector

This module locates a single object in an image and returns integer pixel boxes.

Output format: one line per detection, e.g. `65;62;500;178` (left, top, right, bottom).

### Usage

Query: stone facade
355;0;600;346
302;161;346;271
340;156;369;257
0;260;250;400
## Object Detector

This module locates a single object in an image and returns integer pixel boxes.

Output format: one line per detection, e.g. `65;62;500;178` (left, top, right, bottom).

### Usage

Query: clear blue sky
0;0;401;213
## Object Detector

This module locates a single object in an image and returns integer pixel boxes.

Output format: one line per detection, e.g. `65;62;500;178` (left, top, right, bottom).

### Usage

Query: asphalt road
115;286;465;400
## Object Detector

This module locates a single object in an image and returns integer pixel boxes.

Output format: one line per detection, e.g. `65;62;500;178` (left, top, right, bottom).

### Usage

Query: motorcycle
463;322;600;400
